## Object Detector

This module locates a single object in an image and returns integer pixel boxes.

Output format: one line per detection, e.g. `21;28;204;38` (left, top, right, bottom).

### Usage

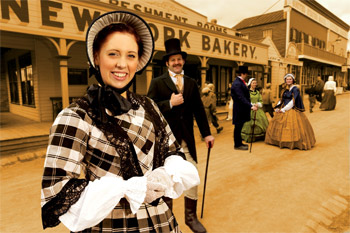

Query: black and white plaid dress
41;91;185;232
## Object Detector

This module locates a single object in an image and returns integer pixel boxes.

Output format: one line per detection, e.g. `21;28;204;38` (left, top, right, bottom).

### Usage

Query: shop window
263;29;272;38
68;68;88;85
312;37;316;46
296;31;302;43
19;53;35;106
303;33;309;44
7;59;19;104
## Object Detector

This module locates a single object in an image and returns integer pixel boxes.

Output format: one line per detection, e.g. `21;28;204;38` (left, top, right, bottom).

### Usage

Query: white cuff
163;155;200;199
59;176;147;232
281;100;294;112
257;102;262;108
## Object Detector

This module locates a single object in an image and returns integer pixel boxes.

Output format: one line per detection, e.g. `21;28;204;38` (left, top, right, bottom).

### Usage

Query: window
263;29;272;38
19;53;35;106
7;59;19;104
303;33;309;44
68;68;88;85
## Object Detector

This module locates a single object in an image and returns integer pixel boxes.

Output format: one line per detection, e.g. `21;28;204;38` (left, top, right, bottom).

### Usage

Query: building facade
1;0;271;121
233;0;349;98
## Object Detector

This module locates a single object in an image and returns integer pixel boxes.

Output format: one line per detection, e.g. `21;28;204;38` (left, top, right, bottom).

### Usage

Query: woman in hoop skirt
241;78;269;142
265;73;316;150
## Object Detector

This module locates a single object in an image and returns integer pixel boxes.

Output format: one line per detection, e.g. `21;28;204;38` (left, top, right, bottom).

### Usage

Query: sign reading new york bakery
0;0;268;64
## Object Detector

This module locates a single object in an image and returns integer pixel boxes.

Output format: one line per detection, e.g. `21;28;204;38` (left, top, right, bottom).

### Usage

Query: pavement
0;93;349;233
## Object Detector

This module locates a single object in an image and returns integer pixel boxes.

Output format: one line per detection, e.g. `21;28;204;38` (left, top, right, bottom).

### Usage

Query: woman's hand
144;181;165;203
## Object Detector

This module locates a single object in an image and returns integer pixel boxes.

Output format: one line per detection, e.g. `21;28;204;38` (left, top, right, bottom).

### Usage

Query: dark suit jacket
231;77;251;124
147;72;211;162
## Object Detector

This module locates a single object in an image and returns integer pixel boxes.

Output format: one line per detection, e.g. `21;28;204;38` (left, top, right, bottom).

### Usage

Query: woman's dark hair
93;23;143;60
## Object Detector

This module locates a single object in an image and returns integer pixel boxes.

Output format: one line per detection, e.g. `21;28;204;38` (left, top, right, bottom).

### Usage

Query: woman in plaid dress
41;11;199;233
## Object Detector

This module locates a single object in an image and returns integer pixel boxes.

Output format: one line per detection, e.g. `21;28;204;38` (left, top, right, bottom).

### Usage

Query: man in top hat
147;38;214;233
231;66;258;150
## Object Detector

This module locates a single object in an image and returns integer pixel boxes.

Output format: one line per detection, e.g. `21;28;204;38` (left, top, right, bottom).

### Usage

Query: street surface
0;93;349;233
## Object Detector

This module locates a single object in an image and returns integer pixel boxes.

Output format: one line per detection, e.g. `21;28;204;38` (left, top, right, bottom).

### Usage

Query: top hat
163;38;187;61
237;66;249;74
86;11;154;74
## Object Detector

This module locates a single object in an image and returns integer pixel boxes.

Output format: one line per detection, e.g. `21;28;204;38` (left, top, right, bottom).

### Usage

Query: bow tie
87;84;132;123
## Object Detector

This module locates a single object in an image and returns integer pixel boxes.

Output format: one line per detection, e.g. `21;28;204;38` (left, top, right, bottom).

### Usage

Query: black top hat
163;38;187;61
237;66;249;74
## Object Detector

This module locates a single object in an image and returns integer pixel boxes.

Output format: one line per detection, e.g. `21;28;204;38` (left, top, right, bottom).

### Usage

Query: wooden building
233;0;349;98
1;0;271;121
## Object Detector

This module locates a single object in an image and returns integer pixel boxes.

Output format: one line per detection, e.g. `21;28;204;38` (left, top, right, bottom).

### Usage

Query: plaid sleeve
41;106;91;228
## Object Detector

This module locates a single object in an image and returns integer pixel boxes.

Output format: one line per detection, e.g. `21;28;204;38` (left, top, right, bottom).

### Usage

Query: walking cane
249;110;257;153
201;141;212;218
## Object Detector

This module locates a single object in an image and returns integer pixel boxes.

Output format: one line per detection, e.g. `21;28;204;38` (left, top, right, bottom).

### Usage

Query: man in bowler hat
147;38;214;233
231;66;258;150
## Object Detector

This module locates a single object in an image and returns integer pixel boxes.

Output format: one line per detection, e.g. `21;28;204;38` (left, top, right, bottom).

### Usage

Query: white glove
144;180;165;203
145;167;174;202
147;167;174;188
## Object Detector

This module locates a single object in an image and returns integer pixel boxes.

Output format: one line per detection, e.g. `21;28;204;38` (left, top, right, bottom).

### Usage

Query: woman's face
94;32;139;89
285;76;294;85
251;80;257;89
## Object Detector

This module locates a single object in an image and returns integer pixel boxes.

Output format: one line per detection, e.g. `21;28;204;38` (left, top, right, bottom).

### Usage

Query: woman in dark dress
265;73;316;150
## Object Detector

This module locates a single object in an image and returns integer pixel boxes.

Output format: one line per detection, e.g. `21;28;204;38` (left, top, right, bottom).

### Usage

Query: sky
174;0;350;29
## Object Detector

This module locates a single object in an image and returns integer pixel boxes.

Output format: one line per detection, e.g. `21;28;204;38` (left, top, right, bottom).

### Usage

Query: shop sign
0;0;267;64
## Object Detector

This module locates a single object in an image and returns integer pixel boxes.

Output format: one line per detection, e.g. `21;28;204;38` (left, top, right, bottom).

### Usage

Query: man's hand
170;93;184;106
204;135;215;148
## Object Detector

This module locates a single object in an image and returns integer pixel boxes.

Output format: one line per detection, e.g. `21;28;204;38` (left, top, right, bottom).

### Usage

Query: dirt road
1;93;349;233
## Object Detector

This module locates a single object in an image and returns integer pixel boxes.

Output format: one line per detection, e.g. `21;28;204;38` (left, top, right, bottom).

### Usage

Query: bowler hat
163;38;187;61
237;66;249;74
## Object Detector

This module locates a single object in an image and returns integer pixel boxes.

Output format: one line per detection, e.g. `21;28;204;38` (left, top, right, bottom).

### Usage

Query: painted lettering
224;40;231;55
121;1;130;8
148;23;159;41
233;42;240;56
1;0;29;22
202;35;210;51
164;26;175;42
197;22;227;34
144;7;152;14
250;46;256;58
213;38;221;53
71;6;100;32
179;30;190;48
174;15;181;22
165;13;171;19
154;9;163;17
241;44;248;57
41;0;63;28
134;4;141;11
